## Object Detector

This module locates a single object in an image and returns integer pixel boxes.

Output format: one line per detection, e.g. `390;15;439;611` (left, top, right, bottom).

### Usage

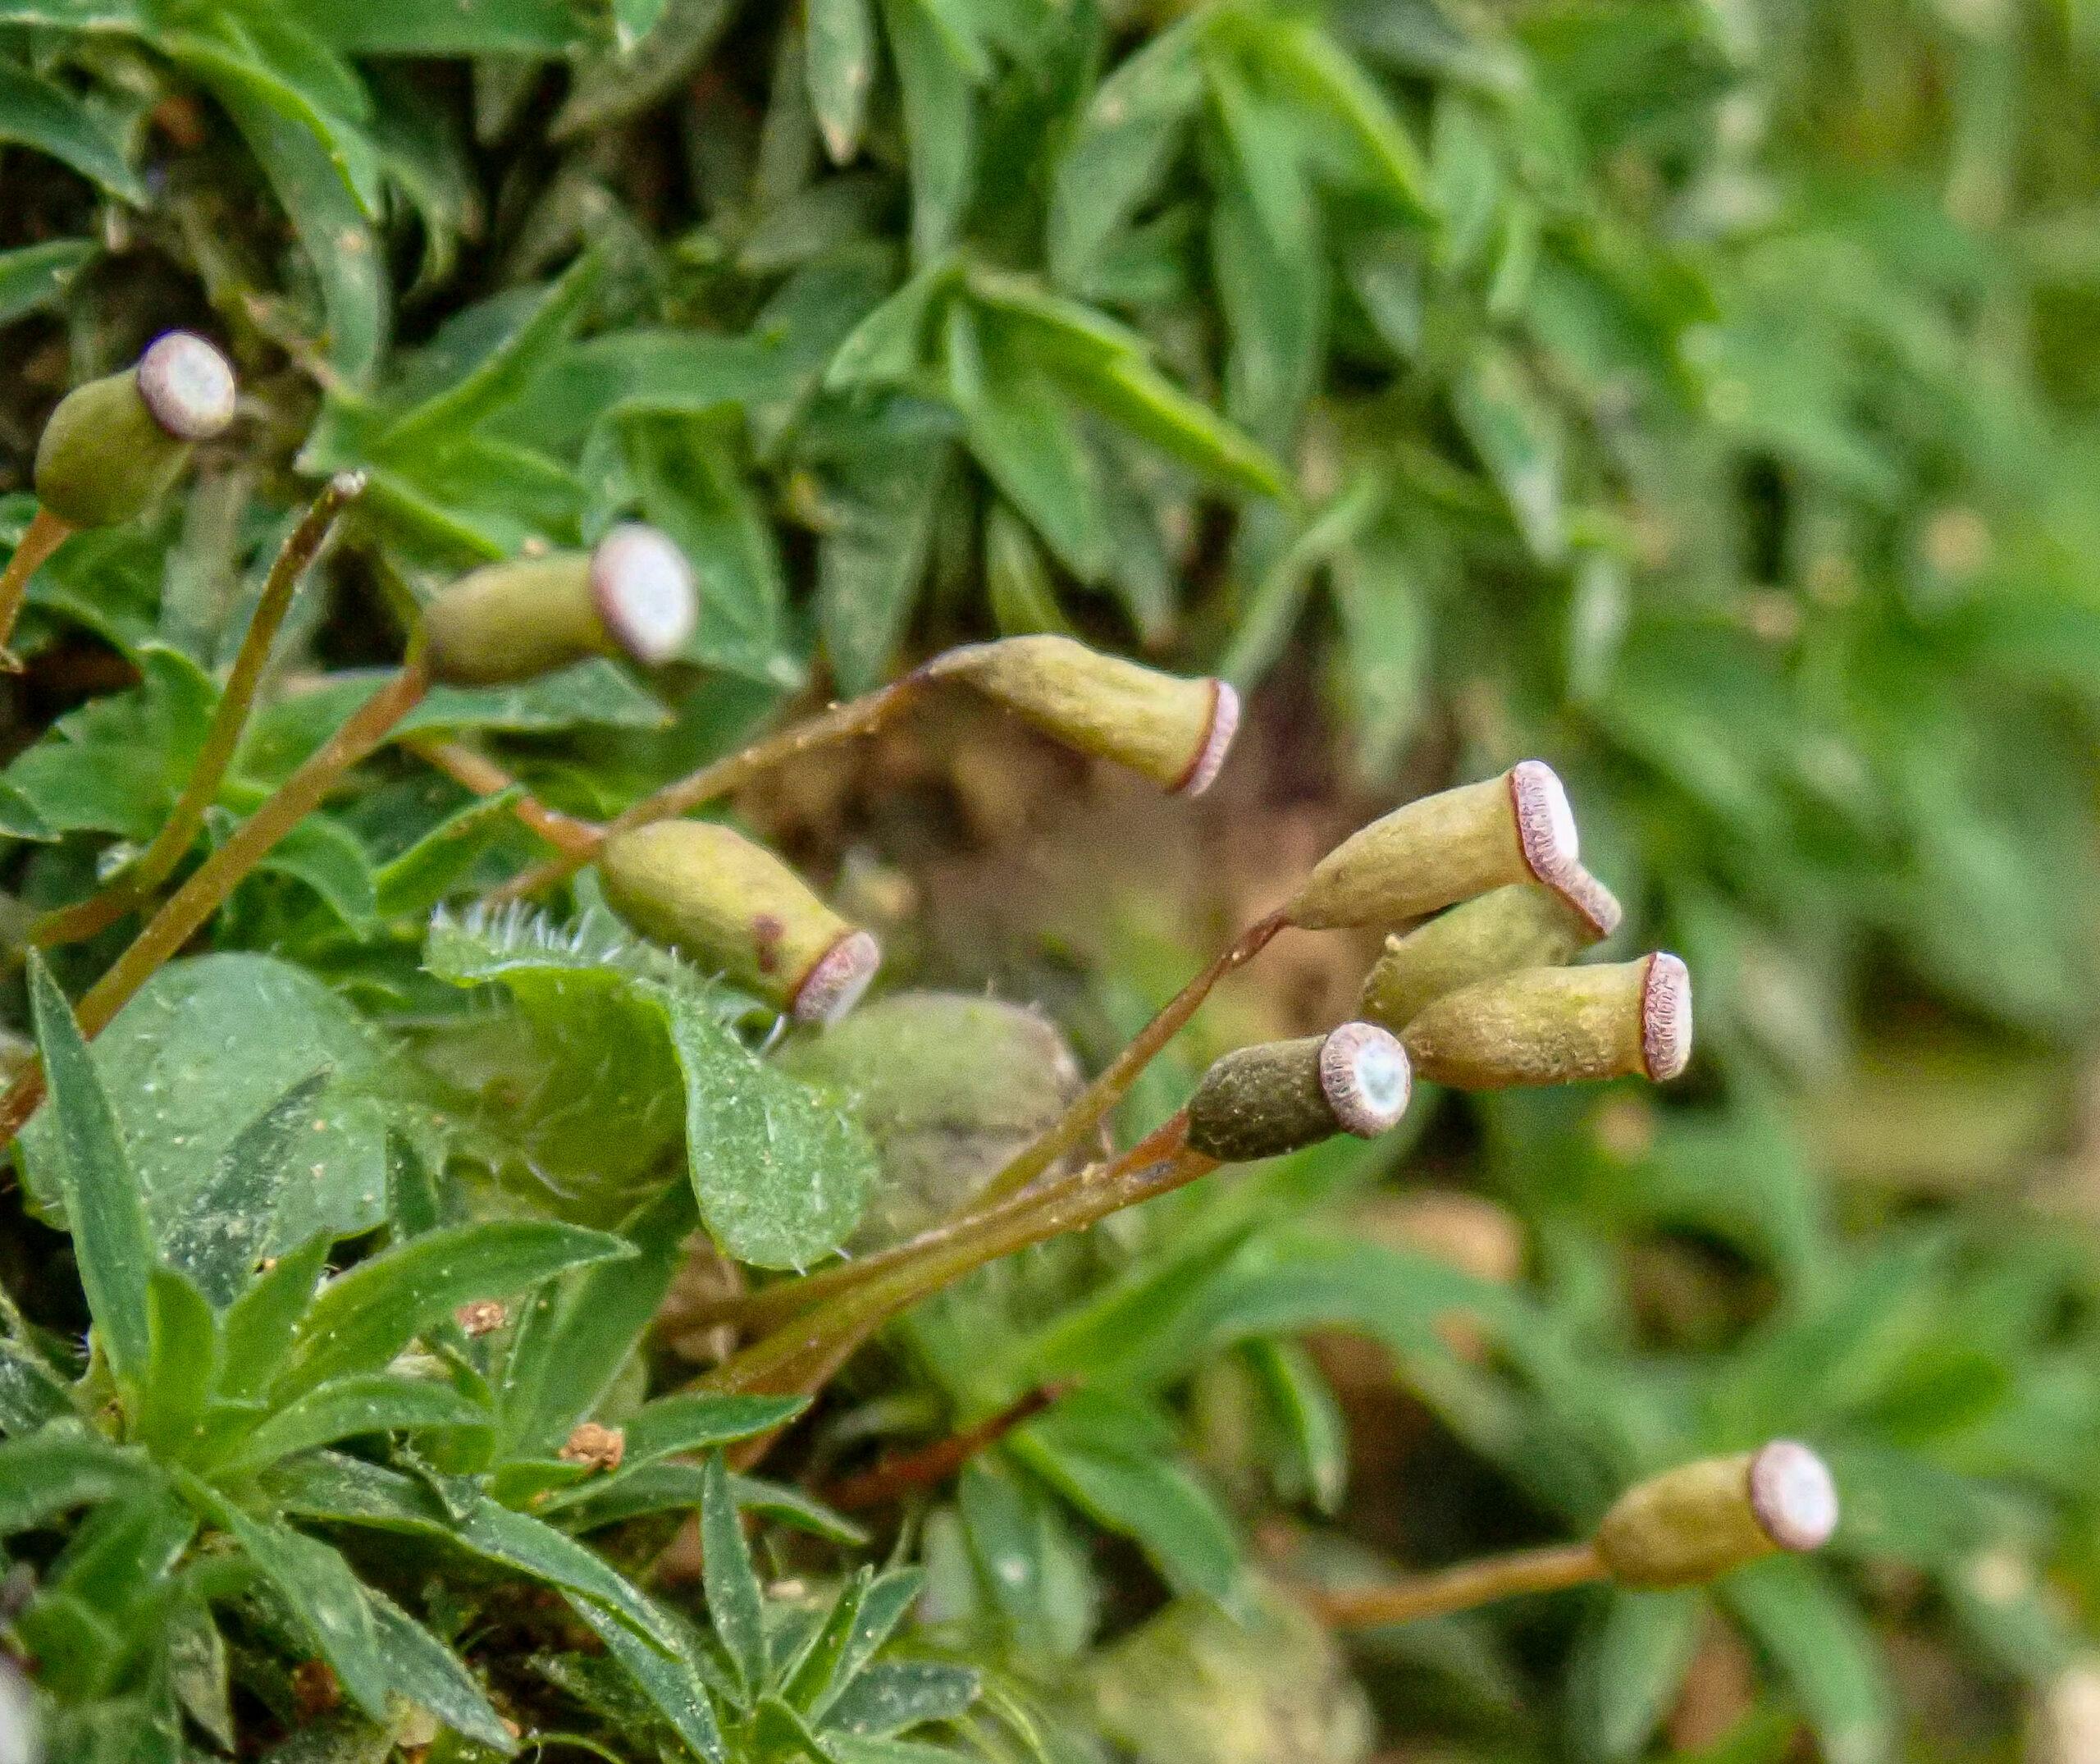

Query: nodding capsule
1288;761;1581;931
929;635;1240;797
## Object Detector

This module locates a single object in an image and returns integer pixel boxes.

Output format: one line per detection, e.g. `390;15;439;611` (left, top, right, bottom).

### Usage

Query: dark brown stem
407;737;603;859
0;506;76;669
820;1382;1076;1512
0;662;430;1149
1299;1542;1606;1629
35;473;367;948
484;675;924;903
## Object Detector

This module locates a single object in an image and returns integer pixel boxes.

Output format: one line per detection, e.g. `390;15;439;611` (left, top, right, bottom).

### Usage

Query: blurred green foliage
4;0;2100;1761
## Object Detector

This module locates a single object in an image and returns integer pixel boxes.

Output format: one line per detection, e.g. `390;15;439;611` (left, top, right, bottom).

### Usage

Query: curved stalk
407;736;603;859
0;661;430;1149
0;506;76;669
967;910;1289;1209
485;675;926;903
1300;1542;1606;1628
705;1120;1216;1408
35;473;367;948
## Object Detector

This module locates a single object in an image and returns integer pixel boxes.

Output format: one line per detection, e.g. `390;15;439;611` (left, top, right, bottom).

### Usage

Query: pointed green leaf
280;1221;633;1398
28;951;153;1396
701;1453;768;1695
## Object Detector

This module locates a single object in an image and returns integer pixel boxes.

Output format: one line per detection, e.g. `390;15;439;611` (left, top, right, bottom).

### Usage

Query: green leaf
624;1392;809;1465
372;789;527;917
28;951;153;1396
1048;14;1208;293
0;238;96;327
986;500;1069;635
185;1485;394;1721
825;1662;979;1739
290;0;594;53
0;62;143;202
816;430;952;695
280;1221;632;1398
652;975;877;1268
268;1451;682;1649
363;1585;519;1753
427;905;874;1268
0;1428;155;1533
946;304;1107;581
1723;1559;1895;1764
21;955;414;1293
210;82;386;382
1451;345;1566;564
1259;18;1430;216
0;1332;76;1435
132;1271;220;1458
381;256;602;450
565;1594;728;1762
807;0;878;162
160;1070;332;1309
219;1236;331;1405
1566;1591;1703;1762
883;0;975;262
217;1373;491;1474
701;1452;768;1696
500;1183;696;1456
627;414;798;685
1009;1393;1245;1610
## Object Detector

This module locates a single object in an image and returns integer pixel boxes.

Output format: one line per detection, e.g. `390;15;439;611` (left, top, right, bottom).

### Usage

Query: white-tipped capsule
34;331;239;528
1596;1442;1838;1589
425;523;699;685
136;331;238;442
1288;762;1581;930
1357;870;1622;1032
1400;953;1693;1090
596;820;883;1026
1188;1022;1412;1162
929;636;1240;796
591;522;697;665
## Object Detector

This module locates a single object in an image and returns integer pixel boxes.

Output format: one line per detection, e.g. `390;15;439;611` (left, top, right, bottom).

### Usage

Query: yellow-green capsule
34;332;237;529
929;634;1239;796
1400;953;1690;1090
1596;1442;1838;1589
424;523;697;686
1186;1022;1411;1163
1357;870;1621;1031
596;819;881;1026
1288;762;1580;931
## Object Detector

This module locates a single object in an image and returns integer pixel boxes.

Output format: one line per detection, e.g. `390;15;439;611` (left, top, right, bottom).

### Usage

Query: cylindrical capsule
1187;1021;1411;1162
424;523;697;686
1596;1441;1838;1589
1357;871;1621;1032
929;634;1238;796
597;820;881;1026
1287;762;1580;931
34;332;237;528
1400;953;1691;1090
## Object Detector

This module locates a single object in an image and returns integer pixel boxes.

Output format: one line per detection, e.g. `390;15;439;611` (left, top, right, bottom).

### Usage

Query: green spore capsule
1596;1441;1838;1589
34;332;237;529
929;634;1239;795
1400;953;1691;1090
597;819;882;1025
424;523;697;686
1357;869;1621;1031
1288;761;1580;931
1187;1021;1412;1162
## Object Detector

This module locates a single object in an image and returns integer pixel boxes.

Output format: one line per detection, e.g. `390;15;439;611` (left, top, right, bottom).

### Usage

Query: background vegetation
4;0;2100;1759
